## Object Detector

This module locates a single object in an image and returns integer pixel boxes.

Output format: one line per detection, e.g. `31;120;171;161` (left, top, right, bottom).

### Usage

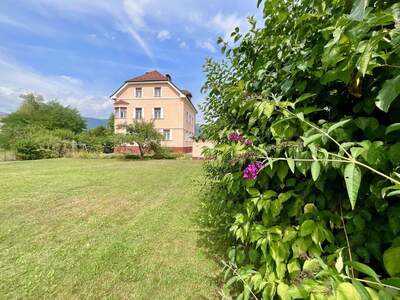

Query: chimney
166;74;171;81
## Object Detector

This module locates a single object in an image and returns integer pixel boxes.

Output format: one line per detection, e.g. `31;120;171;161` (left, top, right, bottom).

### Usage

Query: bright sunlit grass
0;158;219;299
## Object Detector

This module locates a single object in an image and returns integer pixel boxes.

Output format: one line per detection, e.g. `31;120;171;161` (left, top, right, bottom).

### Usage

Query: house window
153;107;162;119
154;87;161;97
135;87;142;98
163;129;171;141
115;107;127;119
186;111;189;123
135;107;143;119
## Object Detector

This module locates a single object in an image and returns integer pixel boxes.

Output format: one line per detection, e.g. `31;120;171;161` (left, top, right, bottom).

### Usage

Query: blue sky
0;0;261;121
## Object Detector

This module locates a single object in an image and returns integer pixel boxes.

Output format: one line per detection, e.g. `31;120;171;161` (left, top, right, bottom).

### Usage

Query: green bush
202;0;400;299
13;130;70;160
76;128;118;153
152;147;176;159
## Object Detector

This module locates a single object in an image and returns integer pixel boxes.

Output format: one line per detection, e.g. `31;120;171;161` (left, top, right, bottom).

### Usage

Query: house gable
113;82;182;99
110;70;198;113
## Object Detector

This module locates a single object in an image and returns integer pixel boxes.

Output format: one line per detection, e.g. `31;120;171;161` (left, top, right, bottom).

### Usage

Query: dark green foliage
1;94;86;134
12;128;71;160
202;0;400;298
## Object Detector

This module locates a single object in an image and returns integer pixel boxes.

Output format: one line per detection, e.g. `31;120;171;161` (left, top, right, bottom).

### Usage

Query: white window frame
152;107;163;119
154;87;162;97
115;107;127;119
134;107;144;120
135;87;143;98
162;129;172;141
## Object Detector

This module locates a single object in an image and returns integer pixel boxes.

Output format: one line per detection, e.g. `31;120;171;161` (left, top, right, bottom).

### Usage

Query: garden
1;0;400;299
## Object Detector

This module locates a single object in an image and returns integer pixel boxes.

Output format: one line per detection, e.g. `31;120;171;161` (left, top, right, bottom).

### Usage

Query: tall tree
1;94;86;133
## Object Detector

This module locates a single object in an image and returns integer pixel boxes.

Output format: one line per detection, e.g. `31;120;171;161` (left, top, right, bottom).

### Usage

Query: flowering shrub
243;161;263;180
228;132;244;142
201;0;400;299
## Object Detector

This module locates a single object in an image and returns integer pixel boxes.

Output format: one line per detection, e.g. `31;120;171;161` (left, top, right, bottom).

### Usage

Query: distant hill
195;123;202;137
0;113;106;129
84;117;108;129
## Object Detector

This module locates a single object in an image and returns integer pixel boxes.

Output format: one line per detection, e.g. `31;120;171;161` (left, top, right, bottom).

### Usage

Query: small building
110;71;197;154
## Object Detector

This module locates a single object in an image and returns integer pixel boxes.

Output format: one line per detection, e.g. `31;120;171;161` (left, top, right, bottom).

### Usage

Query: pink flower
244;139;253;145
243;161;264;180
228;132;243;142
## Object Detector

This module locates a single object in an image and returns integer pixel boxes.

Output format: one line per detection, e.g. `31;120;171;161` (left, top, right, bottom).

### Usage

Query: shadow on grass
193;177;235;297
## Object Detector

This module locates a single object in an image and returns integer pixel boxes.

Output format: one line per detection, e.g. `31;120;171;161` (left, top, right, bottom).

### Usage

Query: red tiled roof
114;99;129;106
126;70;168;82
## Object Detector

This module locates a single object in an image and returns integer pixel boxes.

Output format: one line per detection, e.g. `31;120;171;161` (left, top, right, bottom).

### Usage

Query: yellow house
111;70;197;153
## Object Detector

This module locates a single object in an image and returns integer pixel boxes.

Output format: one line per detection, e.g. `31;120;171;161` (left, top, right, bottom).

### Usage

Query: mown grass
0;158;219;299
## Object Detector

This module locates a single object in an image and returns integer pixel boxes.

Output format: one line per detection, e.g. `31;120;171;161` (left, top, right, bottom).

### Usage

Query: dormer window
154;87;161;97
135;87;142;98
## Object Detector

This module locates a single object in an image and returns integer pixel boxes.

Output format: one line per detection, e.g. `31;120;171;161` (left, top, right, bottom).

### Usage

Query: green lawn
0;158;219;299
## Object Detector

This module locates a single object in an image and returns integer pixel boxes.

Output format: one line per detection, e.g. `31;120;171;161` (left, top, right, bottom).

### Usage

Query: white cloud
196;40;216;53
0;52;111;118
157;30;171;41
29;0;156;61
179;41;188;49
209;13;249;41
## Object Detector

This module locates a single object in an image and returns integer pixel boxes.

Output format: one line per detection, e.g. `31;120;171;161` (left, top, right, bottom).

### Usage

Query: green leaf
311;224;325;245
287;158;295;173
344;163;362;210
246;187;260;197
383;247;400;277
260;102;274;118
352;280;372;300
300;220;315;237
277;282;290;300
358;44;372;76
336;282;363;300
378;289;392;300
347;261;381;283
288;258;301;275
311;161;321;181
385;123;400;135
350;0;369;21
327;119;351;133
302;133;323;146
294;93;316;105
277;162;289;182
376;75;400;112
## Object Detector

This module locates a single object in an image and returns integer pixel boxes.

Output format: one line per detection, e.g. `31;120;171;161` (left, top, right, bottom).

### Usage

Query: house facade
111;71;197;153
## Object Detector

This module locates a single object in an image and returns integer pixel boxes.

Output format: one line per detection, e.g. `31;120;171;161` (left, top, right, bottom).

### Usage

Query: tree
1;94;86;133
0;94;86;149
107;113;114;130
122;120;163;158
